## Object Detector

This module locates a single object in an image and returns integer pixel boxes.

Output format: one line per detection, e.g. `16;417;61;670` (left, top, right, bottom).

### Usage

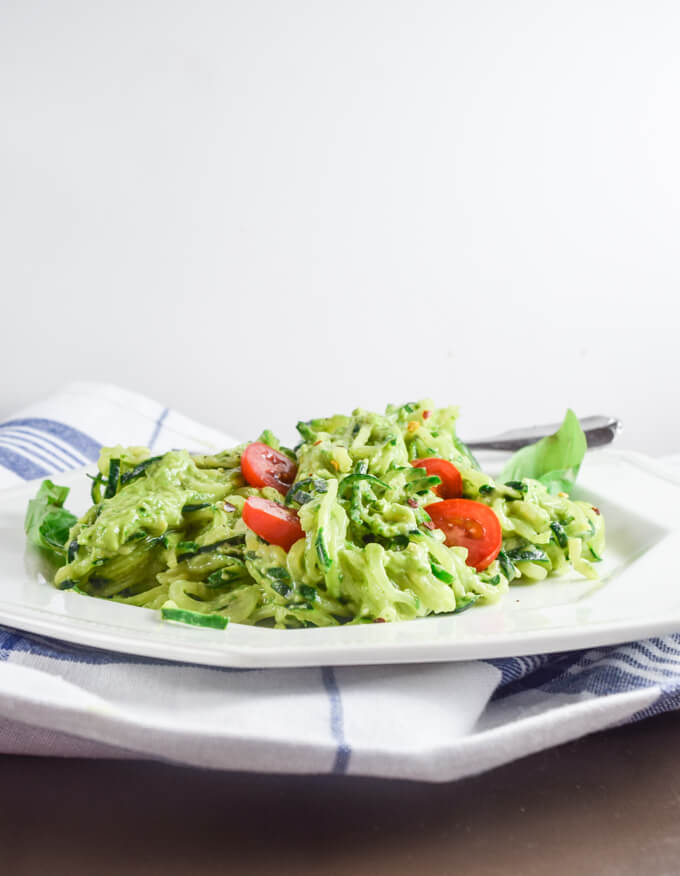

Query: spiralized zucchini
53;401;605;628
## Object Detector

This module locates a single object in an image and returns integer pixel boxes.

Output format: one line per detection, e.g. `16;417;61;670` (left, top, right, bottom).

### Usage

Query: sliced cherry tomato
241;442;297;495
424;498;502;571
242;497;304;552
411;458;463;499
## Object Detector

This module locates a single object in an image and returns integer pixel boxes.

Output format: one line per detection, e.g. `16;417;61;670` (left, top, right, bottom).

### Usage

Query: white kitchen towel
0;382;677;782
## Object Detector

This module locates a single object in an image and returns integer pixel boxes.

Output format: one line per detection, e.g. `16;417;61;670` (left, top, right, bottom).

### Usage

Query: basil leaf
499;409;587;496
40;509;78;551
24;479;78;564
257;429;280;450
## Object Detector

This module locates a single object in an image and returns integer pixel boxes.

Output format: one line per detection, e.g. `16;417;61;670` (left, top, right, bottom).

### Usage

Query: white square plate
1;449;679;668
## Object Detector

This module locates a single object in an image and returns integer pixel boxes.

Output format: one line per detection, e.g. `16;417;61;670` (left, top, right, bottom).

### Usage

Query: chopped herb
177;535;246;561
148;534;169;549
498;550;517;581
300;585;317;602
505;480;528;494
455;594;479;613
182;502;211;513
104;458;120;498
430;562;453;584
67;540;79;563
206;569;228;587
405;474;442;495
279;446;297;462
205;559;247;587
285;477;328;506
337;473;389;497
550;521;568;549
120;455;163;486
87;472;105;504
506;547;550;564
271;581;292;598
479;484;495;496
315;528;331;569
296;421;316;443
267;566;292;582
177;540;199;555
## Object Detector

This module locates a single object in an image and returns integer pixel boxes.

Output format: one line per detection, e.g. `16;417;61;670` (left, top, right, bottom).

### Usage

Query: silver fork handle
466;415;621;452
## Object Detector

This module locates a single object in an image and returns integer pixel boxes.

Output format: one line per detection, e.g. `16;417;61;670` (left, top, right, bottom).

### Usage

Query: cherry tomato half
424;498;502;571
242;497;304;552
411;458;463;499
241;442;297;495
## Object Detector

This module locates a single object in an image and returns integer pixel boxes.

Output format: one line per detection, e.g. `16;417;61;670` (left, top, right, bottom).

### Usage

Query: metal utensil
466;415;621;452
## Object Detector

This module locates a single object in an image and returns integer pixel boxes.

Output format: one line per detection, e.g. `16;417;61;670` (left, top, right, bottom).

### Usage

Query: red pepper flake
374;617;386;623
423;410;431;420
423;520;436;530
407;497;418;508
313;440;322;446
592;506;601;515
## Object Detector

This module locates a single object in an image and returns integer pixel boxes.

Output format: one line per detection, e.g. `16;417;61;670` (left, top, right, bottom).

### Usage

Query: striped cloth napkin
1;382;679;782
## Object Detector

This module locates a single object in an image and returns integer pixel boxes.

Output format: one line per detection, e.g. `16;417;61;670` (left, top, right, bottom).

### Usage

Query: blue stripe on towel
537;636;680;696
0;436;66;473
3;427;87;468
0;626;252;673
148;408;169;450
0;446;50;480
0;419;101;461
322;667;351;774
0;631;23;659
490;636;680;703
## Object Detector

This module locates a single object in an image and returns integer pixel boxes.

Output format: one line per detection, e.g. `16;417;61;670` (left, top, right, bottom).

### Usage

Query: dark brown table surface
2;712;680;876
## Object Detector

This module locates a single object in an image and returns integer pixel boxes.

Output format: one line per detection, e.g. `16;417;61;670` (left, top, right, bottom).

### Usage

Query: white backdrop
1;1;677;452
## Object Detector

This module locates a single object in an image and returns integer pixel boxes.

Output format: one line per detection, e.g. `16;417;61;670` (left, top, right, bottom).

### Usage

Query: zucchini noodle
52;401;605;628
